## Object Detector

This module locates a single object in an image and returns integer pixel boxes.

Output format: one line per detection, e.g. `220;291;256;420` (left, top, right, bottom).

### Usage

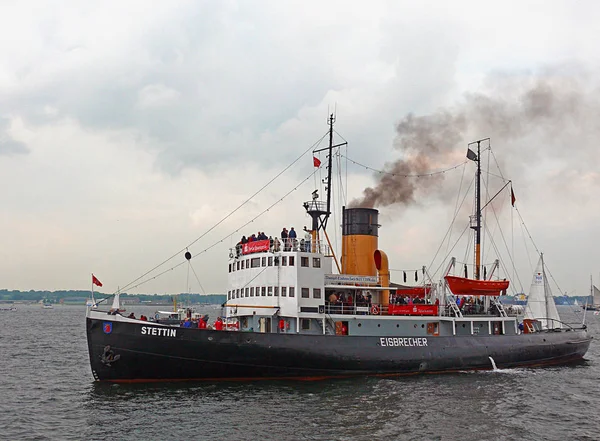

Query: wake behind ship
86;117;591;382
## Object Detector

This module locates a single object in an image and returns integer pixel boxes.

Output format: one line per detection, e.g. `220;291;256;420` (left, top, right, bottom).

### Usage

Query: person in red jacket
214;317;224;331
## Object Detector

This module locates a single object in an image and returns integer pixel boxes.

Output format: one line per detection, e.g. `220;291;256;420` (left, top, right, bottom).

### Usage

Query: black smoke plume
349;68;600;209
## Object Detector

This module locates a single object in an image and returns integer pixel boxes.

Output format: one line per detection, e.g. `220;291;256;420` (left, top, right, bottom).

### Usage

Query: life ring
371;305;380;315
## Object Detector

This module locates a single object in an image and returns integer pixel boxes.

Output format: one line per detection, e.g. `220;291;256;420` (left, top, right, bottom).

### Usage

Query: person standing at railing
289;227;297;251
281;227;289;251
303;229;312;252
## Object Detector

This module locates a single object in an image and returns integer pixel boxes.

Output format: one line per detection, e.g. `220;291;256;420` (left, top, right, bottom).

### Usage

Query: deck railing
231;239;330;258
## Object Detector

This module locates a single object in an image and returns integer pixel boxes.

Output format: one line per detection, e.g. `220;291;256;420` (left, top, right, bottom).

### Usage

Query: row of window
229;256;321;273
227;287;323;300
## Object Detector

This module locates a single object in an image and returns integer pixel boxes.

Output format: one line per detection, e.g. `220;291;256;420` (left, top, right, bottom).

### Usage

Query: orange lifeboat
444;276;509;296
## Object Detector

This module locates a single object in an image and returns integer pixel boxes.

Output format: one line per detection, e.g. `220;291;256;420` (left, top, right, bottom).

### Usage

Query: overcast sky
1;0;599;298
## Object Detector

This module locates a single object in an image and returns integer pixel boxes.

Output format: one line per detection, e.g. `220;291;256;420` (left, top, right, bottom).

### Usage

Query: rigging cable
123;166;324;292
426;175;475;279
120;132;329;293
341;155;469;178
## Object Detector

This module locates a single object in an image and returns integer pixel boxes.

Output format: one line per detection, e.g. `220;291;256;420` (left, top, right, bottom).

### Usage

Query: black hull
87;317;592;382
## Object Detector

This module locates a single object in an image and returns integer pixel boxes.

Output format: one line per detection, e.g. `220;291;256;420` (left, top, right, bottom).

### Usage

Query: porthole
377;324;381;327
414;324;417;328
421;324;425;328
358;323;362;327
396;324;400;328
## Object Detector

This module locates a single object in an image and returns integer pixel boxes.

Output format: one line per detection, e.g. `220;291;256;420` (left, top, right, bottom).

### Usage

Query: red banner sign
242;239;270;255
388;304;439;316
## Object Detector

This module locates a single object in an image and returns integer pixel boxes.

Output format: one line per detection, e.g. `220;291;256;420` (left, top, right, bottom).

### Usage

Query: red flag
511;187;516;207
313;156;321;167
92;274;103;287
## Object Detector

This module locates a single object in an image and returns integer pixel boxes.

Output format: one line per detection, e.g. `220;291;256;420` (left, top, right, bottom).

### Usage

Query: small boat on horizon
582;278;600;311
0;306;17;312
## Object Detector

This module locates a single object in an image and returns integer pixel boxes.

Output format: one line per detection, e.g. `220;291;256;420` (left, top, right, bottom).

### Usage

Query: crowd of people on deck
326;291;373;314
235;226;316;256
455;296;486;315
179;314;225;330
390;293;433;305
127;313;148;321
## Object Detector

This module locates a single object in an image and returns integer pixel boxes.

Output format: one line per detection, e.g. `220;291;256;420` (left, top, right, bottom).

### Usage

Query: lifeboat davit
444;276;509;296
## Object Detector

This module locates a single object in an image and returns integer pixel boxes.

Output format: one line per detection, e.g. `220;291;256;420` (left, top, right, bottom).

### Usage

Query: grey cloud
0;118;28;155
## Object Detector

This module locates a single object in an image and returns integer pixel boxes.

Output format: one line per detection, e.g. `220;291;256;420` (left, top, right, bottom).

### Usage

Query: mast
467;138;489;280
542;253;549;322
325;113;335;230
306;114;347;234
475;140;481;280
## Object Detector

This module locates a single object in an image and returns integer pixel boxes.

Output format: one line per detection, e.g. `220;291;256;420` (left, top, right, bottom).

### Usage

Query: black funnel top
342;207;379;237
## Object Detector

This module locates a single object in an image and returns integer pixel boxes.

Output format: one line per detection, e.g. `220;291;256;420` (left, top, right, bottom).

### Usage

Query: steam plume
349;68;600;209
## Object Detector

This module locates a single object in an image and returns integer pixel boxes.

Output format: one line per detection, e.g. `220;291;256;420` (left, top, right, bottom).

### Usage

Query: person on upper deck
303;227;312;252
281;228;289;250
289;227;297;239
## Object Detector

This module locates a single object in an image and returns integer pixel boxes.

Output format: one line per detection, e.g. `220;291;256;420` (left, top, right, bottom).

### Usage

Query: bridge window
274;287;279;296
313;258;321;268
251;258;260;268
229;264;231;273
250;287;255;297
245;288;249;297
261;287;266;297
241;260;245;270
301;257;309;267
289;287;295;297
237;261;240;271
236;289;240;299
282;256;287;266
301;288;310;298
261;257;266;267
313;288;321;299
268;286;273;296
268;257;273;266
281;287;287;297
289;256;295;266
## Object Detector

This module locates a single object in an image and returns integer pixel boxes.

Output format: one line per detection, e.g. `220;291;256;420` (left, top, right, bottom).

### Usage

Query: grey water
1;305;598;440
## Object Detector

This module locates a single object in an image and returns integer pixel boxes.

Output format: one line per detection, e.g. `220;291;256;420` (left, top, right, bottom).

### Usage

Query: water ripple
0;305;598;440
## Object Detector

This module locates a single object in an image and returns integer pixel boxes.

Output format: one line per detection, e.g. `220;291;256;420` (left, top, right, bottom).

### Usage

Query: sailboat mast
542;253;549;322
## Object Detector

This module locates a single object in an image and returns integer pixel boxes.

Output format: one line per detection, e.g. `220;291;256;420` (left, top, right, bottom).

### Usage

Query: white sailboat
582;279;600;311
109;292;126;313
524;254;562;330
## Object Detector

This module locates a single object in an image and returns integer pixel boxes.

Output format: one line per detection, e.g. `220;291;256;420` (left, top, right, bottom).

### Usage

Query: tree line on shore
0;289;226;304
